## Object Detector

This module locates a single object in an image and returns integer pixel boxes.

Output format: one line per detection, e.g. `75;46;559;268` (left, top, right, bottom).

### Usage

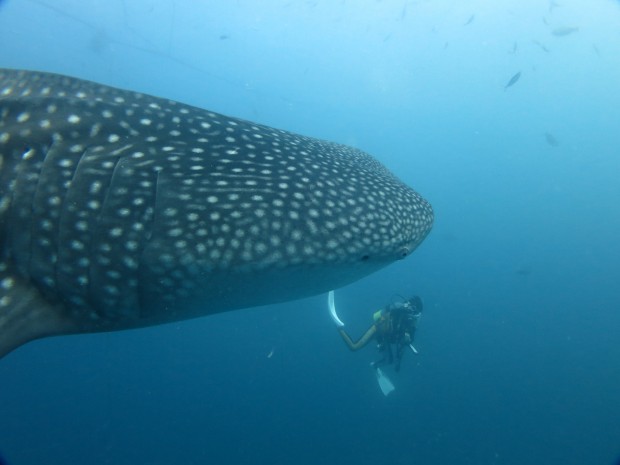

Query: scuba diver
335;295;423;372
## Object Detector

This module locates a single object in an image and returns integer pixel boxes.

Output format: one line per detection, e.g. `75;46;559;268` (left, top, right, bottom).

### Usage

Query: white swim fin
375;367;395;396
328;290;345;327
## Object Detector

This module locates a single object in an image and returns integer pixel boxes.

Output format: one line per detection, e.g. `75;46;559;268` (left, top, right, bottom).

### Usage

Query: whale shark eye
360;255;370;262
399;247;410;259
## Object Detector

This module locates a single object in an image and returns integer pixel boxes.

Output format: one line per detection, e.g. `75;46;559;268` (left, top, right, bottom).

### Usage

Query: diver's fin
375;367;395;396
327;290;345;327
0;267;75;359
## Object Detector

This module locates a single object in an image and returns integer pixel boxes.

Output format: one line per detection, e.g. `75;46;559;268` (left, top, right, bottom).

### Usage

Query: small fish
533;40;550;53
219;34;229;40
464;14;475;26
545;132;559;147
400;3;407;21
515;266;532;277
504;71;521;90
439;232;457;242
509;41;518;54
267;348;275;358
548;1;561;13
552;26;579;37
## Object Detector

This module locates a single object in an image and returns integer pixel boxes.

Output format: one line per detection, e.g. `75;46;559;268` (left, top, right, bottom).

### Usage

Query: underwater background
1;0;619;464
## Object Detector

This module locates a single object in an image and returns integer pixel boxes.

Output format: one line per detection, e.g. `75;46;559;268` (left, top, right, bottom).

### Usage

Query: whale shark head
0;69;433;358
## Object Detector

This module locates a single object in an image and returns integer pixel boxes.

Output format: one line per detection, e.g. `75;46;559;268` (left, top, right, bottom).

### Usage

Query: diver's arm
338;324;377;351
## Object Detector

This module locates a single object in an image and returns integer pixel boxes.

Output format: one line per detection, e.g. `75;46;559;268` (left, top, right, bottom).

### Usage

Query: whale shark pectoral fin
0;266;76;359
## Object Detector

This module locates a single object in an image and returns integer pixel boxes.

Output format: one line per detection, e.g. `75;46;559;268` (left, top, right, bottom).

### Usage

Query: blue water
1;0;619;464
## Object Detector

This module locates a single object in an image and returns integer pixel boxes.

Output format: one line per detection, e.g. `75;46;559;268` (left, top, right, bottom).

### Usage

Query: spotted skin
0;69;433;358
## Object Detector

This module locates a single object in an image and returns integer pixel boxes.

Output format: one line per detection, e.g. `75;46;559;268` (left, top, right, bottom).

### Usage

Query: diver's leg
394;343;406;372
371;347;388;368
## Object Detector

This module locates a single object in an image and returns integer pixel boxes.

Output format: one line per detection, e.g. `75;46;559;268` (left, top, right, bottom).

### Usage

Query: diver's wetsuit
338;298;422;371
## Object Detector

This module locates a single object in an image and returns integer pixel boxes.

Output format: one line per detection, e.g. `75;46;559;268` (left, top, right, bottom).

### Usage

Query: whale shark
0;69;433;358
